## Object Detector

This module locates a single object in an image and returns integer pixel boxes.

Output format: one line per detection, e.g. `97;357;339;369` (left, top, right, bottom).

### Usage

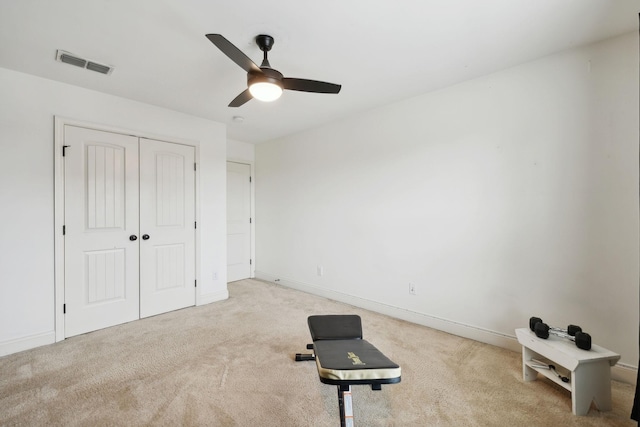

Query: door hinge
62;225;66;235
194;280;197;288
249;218;252;224
194;163;197;171
250;259;252;265
62;145;70;156
63;303;66;314
195;221;197;229
249;176;252;183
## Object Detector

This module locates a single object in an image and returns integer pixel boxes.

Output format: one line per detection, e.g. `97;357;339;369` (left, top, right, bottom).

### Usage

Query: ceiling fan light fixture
206;34;341;107
249;81;283;102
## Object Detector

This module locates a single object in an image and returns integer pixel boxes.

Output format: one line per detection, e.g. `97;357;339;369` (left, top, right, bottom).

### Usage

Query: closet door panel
64;126;140;337
139;139;196;318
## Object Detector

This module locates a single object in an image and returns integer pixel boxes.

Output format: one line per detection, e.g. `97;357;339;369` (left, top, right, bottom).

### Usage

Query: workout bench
295;315;401;426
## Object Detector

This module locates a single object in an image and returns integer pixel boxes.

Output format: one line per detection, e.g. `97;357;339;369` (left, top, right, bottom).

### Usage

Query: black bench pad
308;314;363;341
314;339;401;385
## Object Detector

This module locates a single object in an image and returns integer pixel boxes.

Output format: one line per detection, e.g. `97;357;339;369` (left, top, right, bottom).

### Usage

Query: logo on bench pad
348;352;366;365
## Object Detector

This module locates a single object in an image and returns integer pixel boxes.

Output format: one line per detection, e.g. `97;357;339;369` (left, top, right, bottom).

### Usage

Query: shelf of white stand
515;328;620;416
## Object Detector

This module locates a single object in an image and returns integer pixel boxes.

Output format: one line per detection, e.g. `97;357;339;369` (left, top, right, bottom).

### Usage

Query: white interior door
139;139;196;318
64;126;140;337
227;161;252;282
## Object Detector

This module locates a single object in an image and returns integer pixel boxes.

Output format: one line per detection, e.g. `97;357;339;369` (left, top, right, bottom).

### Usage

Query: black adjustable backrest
308;315;363;341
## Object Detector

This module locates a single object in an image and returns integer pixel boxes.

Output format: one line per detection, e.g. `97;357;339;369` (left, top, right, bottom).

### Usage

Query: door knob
142;234;150;240
129;235;137;241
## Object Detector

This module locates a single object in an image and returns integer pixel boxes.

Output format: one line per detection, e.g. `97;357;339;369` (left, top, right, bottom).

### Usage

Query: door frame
226;159;255;280
53;116;201;342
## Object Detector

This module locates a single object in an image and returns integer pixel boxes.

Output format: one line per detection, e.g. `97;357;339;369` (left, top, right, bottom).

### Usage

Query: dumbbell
529;317;592;350
529;317;582;336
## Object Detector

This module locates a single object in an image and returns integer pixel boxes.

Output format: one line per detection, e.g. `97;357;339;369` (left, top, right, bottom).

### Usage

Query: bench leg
295;344;315;362
521;346;538;382
571;361;613;415
337;385;354;427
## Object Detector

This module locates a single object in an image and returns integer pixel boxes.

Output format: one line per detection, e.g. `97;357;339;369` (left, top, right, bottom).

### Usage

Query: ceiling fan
205;34;342;107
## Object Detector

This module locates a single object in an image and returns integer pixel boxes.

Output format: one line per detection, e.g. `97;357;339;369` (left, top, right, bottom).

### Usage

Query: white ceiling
0;0;638;143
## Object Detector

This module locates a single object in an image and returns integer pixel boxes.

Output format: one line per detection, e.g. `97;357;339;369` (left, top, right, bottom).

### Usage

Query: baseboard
0;331;55;358
255;271;637;386
197;289;229;306
612;363;637;385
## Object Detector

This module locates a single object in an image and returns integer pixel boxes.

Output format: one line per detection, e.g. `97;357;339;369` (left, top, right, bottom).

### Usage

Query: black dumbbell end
575;332;592;350
567;325;582;336
534;322;550;339
529;317;543;332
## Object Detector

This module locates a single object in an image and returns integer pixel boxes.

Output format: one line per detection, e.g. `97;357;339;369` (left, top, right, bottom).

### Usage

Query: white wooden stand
515;328;620;416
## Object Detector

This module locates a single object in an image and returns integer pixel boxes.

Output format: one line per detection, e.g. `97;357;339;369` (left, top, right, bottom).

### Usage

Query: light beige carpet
0;279;635;426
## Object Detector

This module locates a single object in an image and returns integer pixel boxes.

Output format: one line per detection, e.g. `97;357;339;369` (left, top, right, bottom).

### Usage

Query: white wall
0;67;228;356
255;32;639;374
227;138;255;163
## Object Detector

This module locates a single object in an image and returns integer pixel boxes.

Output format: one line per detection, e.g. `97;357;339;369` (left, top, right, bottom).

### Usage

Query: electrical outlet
409;283;417;295
317;265;324;276
212;271;218;280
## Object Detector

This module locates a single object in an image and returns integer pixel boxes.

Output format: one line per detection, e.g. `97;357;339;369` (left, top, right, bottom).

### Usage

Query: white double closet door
64;126;196;337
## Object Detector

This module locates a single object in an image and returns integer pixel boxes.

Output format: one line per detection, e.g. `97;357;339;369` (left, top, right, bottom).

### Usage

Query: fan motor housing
248;67;283;88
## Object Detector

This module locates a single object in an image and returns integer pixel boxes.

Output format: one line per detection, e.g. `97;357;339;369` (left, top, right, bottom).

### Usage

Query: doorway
227;161;252;282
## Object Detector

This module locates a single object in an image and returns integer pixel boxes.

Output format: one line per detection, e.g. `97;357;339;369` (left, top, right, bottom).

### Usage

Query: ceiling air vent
56;50;114;75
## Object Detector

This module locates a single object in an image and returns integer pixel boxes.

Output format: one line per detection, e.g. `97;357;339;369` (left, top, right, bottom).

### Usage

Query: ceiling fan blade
229;89;253;107
206;34;260;73
283;78;341;94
